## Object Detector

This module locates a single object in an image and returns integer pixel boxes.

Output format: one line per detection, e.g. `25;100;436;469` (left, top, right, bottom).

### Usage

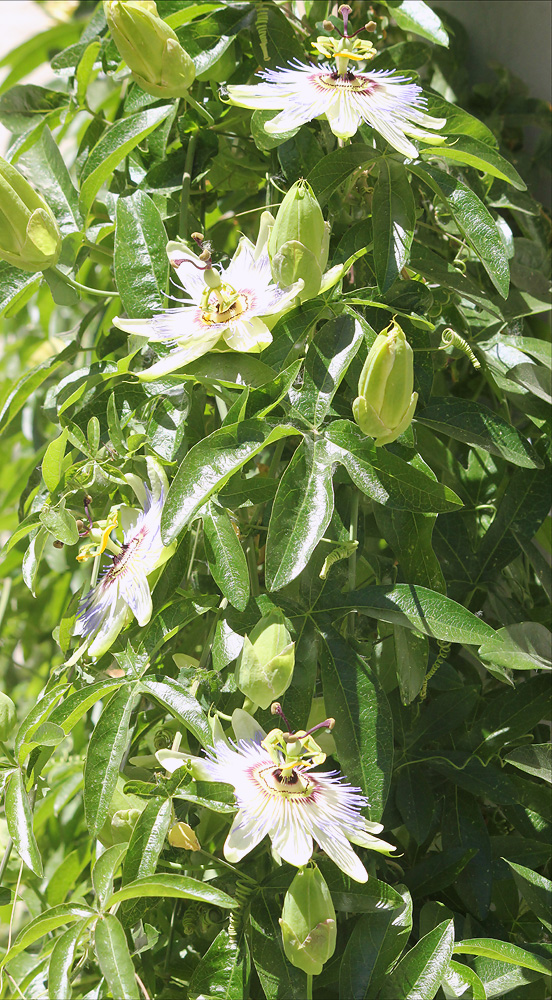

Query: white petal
224;809;266;862
138;336;222;379
231;709;266;743
226;82;295;111
320;263;345;294
120;570;152;626
223;316;272;353
87;596;131;658
271;806;313;868
314;828;368;883
326;92;362;139
113;316;155;337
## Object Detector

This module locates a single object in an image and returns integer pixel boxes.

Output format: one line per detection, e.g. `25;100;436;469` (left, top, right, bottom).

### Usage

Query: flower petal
270;805;313;868
325;91;361;139
224;809;266;862
222;316;272;353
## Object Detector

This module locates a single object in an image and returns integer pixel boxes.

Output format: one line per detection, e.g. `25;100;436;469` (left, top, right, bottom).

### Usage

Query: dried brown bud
322;20;334;31
191;231;204;242
53;540;64;549
366;20;377;31
76;519;85;531
199;249;211;261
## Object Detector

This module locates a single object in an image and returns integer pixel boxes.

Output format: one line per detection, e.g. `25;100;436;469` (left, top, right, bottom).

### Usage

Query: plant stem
179;84;206;239
49;266;118;299
0;837;13;884
306;973;313;1000
347;489;359;635
246;537;260;597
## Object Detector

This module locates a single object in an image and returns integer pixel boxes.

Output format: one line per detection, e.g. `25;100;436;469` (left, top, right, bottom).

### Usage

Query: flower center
256;763;314;798
316;72;377;93
108;528;146;577
201;292;248;325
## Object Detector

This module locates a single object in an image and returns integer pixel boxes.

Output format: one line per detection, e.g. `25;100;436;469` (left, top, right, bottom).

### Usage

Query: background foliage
0;1;550;998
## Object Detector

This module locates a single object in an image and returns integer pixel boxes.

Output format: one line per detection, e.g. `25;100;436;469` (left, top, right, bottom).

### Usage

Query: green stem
246;537;260;597
0;837;13;884
306;973;313;1000
49;266;118;299
0;742;17;767
347;489;359;635
179;84;206;239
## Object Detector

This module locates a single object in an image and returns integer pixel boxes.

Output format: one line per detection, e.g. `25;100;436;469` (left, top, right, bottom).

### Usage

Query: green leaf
379;919;454;999
505;744;552;784
189;929;250;1000
0;22;80;95
373;159;416;293
325;421;463;512
382;0;449;46
48;919;89;1000
94;914;139;1000
471;958;544;999
84;686;139;837
479;624;552;673
339;879;412;998
41;430;68;492
107;873;236;908
442;960;487;1000
442;789;492;920
5;769;43;876
422;136;526;190
121;796;172;925
475;468;551;579
320;629;393;819
265;437;334;591
290;313;364;426
79;106;172;215
505;859;552;932
203;501;250;611
139;675;212;746
161;419;296;543
19;127;82;234
374;506;446;593
2;902;95;968
403;848;478;896
424;92;499;147
250;893;306;1000
250;109;300;150
317;584;496;644
92;843;128;912
307;144;380;205
453;939;551;976
48;680;123;736
416;398;542;469
0;260;40;318
39;503;79;545
396;767;435;843
14;681;68;754
412;163;510;298
114;190;168;318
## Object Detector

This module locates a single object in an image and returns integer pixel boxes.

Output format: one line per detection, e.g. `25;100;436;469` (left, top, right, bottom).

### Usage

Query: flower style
113;232;302;380
157;708;395;883
74;460;169;657
226;6;446;157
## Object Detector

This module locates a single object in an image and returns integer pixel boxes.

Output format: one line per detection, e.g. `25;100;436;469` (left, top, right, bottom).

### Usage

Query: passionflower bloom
226;5;446;157
113;232;303;380
157;707;395;882
73;460;170;657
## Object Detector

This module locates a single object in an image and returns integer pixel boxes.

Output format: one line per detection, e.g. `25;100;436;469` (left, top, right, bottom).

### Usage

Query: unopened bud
0;692;17;741
366;20;377;31
110;808;142;843
76;519;85;531
199;249;211;261
104;0;195;99
322;20;334;30
191;232;204;242
353;320;418;446
235;613;295;710
168;821;200;851
0;156;61;272
280;866;337;976
268;179;330;301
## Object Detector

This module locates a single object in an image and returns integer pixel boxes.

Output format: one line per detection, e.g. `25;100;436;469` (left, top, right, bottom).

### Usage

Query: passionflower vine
113;231;303;380
226;4;446;157
157;706;395;882
73;460;170;657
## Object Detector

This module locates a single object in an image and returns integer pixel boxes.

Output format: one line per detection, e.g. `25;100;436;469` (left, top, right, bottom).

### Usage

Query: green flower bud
104;0;195;99
280;866;337;976
353;320;418;447
268;180;330;301
0;156;61;272
110;808;142;843
235;612;295;710
0;692;17;741
97;777;145;846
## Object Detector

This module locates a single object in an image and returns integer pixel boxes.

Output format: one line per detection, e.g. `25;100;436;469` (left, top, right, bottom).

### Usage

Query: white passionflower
74;460;170;657
157;708;395;883
227;7;446;159
113;233;302;380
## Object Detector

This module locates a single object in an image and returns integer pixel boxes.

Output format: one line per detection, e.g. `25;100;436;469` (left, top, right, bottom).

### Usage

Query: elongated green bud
268;180;330;301
280;866;337;976
0;692;16;741
0;157;61;272
353;320;418;446
235;612;295;710
104;0;195;98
